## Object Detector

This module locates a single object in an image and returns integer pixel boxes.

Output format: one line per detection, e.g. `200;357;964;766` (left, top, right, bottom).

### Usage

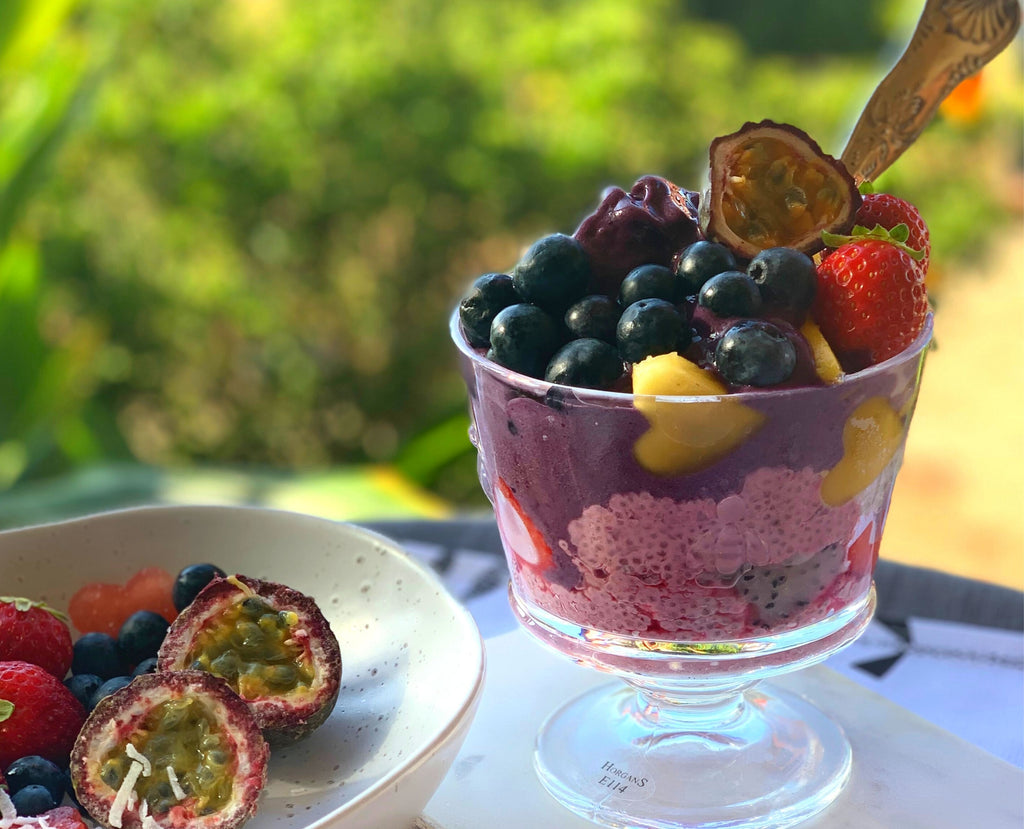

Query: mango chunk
821;396;905;506
632;353;765;475
800;318;843;385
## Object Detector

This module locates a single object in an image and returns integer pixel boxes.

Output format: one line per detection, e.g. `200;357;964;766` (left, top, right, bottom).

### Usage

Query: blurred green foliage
2;0;1021;507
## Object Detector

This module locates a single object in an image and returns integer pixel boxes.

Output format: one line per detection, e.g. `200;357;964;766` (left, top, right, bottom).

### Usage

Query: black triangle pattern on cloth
852;617;910;678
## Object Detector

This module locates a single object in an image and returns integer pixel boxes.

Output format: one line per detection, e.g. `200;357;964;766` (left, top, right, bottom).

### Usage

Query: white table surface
419;629;1024;829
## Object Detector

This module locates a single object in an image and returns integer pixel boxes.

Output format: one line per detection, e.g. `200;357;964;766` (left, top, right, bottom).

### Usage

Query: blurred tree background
0;0;1021;514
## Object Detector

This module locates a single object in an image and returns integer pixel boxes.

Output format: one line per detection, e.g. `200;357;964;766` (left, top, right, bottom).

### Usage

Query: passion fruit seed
99;697;235;817
186;598;313;700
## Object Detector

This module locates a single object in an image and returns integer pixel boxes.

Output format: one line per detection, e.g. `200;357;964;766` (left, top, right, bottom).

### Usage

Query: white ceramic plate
0;505;485;829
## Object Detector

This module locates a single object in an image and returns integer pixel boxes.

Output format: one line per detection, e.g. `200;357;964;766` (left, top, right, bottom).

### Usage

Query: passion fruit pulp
157;575;341;746
699;120;860;259
70;671;268;829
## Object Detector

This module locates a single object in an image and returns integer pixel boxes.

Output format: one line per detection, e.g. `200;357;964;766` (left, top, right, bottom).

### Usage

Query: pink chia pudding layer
462;333;925;642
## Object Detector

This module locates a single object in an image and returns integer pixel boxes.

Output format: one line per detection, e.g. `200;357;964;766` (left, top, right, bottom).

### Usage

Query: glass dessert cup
453;312;932;829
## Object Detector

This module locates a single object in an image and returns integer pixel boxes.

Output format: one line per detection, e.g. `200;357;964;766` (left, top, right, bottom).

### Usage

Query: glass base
534;680;851;829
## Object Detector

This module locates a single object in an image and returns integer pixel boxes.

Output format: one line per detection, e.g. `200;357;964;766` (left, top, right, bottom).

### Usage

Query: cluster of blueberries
3;564;224;818
459;233;817;390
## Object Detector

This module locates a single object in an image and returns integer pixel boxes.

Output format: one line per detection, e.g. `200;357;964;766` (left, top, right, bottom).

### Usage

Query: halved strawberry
494;477;556;574
847;523;881;578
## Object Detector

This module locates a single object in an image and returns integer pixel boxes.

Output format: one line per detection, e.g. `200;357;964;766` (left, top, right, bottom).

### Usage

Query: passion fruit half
70;671;268;829
157;576;341;746
699;120;860;259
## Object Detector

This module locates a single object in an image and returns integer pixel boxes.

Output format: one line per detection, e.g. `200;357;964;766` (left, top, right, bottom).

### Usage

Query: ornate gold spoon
842;0;1021;182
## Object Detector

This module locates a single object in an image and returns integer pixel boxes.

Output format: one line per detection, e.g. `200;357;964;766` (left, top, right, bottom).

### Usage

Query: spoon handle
842;0;1021;182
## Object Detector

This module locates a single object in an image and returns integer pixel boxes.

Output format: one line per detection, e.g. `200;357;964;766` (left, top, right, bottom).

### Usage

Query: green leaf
0;699;13;722
0;69;99;252
821;223;925;261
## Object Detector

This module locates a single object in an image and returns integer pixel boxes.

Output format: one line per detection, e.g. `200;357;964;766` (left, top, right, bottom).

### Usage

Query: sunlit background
0;0;1021;586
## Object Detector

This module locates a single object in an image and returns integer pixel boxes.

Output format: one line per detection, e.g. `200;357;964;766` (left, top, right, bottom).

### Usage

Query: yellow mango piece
800;318;843;385
632;353;765;475
821;396;906;506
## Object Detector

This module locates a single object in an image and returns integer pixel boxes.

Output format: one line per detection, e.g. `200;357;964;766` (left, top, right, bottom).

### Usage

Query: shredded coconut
166;766;186;802
109;759;145;828
0;787;16;822
125;743;152;777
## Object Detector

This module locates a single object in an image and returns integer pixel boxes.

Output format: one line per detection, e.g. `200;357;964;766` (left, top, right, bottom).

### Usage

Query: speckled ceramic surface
0;505;485;829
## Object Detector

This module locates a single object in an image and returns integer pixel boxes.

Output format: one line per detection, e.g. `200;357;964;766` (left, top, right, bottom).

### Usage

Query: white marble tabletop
420;629;1024;829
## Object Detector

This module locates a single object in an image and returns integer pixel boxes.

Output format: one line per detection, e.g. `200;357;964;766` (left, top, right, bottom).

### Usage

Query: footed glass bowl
453;311;932;829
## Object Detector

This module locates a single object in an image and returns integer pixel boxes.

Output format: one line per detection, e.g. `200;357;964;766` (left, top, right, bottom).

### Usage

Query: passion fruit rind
157;575;342;747
699;120;861;259
70;671;269;829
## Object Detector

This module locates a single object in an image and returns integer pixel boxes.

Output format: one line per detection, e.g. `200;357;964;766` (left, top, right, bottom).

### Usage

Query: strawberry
0;598;74;679
814;227;929;372
847;523;881;578
855;192;930;275
494;477;555;575
0;661;87;768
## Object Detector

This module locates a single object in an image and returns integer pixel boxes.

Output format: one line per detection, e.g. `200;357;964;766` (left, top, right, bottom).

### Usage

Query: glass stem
628;678;758;732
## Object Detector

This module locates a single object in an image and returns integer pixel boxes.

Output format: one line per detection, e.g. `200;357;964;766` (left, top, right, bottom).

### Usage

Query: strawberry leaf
0;595;69;622
0;699;13;722
858;180;876;195
821;224;925;261
889;223;910;243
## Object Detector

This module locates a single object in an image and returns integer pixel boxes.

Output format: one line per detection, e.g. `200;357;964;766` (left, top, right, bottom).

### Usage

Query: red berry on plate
67;582;129;636
124;566;177;623
68;566;177;636
33;806;90;829
855;192;930;274
0;598;73;679
0;661;87;768
814;237;929;372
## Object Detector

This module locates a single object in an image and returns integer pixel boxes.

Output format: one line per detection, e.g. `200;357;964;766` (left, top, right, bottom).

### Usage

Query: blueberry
747;247;817;314
10;784;56;817
698;271;763;317
618;264;678;307
88;675;134;710
616;299;691;363
715;321;797;387
564;295;620;343
173;563;226;611
118;610;170;666
132;657;159;677
64;673;104;709
5;756;66;803
512;233;591;312
545;339;624;390
71;632;124;680
676;241;738;295
458;273;520;347
488;303;561;379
